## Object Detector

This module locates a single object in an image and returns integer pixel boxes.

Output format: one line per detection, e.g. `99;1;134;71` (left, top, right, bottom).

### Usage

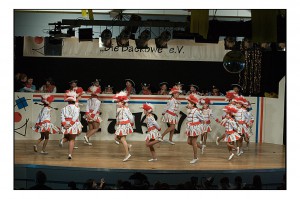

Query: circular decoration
223;51;246;73
34;36;44;44
14;112;22;123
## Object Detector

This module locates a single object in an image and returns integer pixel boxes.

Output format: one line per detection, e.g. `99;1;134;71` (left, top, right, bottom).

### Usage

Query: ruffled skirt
224;132;241;143
202;124;212;133
185;124;203;137
61;122;83;135
162;112;178;124
145;129;161;141
237;124;249;135
83;113;103;123
115;123;133;136
32;122;60;134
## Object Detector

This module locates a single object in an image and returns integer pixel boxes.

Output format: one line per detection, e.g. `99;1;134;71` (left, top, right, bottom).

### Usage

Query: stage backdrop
14;93;282;144
23;36;228;62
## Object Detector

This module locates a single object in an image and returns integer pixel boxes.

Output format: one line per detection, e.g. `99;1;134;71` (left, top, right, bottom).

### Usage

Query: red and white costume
162;87;181;124
234;96;249;136
113;91;134;136
200;98;218;133
221;105;241;142
185;94;204;136
32;95;60;134
83;86;102;123
221;90;239;119
61;91;83;134
244;100;254;137
141;103;162;141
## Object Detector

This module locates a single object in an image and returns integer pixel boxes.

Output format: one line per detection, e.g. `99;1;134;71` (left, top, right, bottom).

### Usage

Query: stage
14;140;286;189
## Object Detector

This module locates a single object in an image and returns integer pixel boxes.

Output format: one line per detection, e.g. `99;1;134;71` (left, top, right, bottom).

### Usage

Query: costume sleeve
35;109;43;124
61;108;66;126
220;118;228;126
241;110;247;122
163;100;171;114
222;111;227;119
150;116;161;130
248;111;254;124
196;109;204;121
125;108;134;124
229;119;238;130
92;100;101;115
72;107;80;124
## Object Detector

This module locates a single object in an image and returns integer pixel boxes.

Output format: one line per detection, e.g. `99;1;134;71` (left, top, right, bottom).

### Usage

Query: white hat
41;94;54;105
64;91;77;102
112;91;129;102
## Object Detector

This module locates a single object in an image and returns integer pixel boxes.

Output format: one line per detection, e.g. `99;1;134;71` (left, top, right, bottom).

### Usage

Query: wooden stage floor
14;140;285;171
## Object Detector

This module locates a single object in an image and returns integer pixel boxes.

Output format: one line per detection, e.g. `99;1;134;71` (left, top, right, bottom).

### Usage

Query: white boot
190;158;199;164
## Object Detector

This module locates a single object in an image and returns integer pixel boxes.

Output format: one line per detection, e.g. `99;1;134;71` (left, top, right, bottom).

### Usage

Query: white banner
23;36;228;61
14;93;260;143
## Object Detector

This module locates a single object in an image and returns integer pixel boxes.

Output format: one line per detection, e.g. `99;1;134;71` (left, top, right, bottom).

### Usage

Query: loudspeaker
79;28;93;41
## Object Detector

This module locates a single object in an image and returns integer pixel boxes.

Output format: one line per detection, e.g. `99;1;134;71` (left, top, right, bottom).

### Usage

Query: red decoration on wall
14;112;22;123
34;36;43;44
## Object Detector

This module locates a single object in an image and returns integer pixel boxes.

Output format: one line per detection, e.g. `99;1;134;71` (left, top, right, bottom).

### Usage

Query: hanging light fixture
155;30;171;48
99;29;112;48
135;29;151;49
116;28;131;47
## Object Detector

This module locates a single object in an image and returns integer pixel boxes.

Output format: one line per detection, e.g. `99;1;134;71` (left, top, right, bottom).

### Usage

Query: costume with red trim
141;103;162;141
185;94;204;136
61;91;83;135
199;98;218;133
32;95;60;134
113;91;134;136
162;87;181;124
221;105;241;143
243;100;254;137
83;86;102;123
234;96;249;136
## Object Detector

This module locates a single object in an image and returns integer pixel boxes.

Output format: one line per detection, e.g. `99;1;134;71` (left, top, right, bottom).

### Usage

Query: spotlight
99;29;112;48
116;28;131;47
135;29;151;49
155;30;171;48
79;28;93;42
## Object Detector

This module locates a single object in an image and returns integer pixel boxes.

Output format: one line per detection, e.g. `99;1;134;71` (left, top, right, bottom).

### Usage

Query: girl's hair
68;101;75;104
189;101;196;107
